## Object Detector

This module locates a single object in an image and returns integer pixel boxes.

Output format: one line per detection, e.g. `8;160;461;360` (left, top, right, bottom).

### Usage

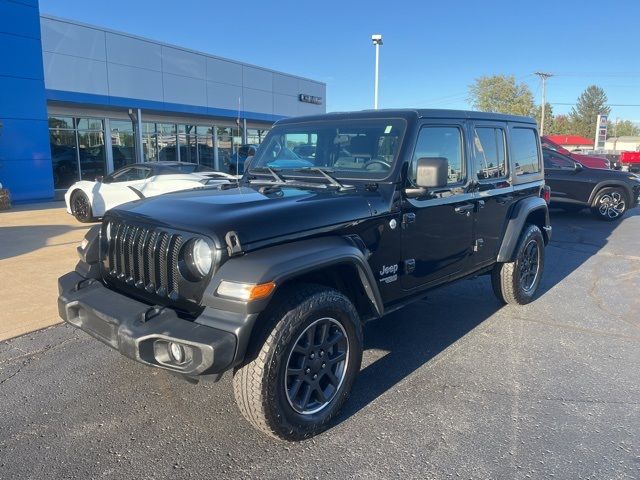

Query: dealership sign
594;114;608;150
299;94;323;105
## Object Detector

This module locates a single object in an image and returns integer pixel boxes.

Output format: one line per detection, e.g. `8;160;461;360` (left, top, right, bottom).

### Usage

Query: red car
620;151;640;173
541;136;610;169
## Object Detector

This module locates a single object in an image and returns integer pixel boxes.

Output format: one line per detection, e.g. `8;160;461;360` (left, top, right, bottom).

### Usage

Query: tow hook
140;306;166;324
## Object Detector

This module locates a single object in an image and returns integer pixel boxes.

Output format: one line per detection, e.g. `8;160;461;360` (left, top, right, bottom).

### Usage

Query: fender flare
587;180;633;205
496;196;550;262
203;236;384;317
199;236;384;367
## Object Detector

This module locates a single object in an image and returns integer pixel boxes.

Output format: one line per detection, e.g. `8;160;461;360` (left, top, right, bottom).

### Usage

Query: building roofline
39;13;326;87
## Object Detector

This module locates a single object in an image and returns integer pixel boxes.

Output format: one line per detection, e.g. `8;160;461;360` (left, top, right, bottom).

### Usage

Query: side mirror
405;157;449;199
416;157;448;188
574;162;583;172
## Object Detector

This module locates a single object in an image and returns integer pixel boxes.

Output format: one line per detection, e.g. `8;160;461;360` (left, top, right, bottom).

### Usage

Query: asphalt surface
1;208;639;479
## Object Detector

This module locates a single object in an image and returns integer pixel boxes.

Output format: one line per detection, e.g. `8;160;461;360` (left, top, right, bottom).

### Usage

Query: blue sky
40;0;640;122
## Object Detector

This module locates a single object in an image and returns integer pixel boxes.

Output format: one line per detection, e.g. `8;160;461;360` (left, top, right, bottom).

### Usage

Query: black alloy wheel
518;239;541;294
71;191;94;223
285;317;349;415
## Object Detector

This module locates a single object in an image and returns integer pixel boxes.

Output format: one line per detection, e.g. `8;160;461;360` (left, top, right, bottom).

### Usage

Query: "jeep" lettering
379;264;398;276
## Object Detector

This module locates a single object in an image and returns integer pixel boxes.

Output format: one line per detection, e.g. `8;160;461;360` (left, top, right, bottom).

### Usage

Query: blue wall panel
0;0;52;203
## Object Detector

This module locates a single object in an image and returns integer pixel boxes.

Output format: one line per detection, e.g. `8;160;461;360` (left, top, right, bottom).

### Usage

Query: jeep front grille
104;222;182;298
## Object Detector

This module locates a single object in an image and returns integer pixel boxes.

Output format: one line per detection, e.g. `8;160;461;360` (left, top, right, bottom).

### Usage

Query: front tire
70;190;95;223
492;224;545;305
591;187;628;221
233;284;363;440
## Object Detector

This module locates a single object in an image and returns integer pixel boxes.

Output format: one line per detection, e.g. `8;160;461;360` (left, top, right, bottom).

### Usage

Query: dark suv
543;147;640;220
58;110;552;440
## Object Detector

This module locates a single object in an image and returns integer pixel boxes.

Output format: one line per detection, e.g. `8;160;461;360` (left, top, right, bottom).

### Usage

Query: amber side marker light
217;281;276;301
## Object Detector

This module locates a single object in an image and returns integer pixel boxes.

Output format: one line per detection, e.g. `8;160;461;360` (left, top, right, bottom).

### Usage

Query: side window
109;166;149;182
543;151;575;169
511;128;541;176
411;126;464;185
473;127;507;180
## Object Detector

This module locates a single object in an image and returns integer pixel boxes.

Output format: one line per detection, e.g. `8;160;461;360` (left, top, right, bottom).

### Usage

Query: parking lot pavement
0;203;89;340
1;209;639;479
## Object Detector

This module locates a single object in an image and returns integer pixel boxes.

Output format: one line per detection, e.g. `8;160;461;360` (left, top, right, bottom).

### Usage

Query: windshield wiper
288;167;354;191
250;166;286;184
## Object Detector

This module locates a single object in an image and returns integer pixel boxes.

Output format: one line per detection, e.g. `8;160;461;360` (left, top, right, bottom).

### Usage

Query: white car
65;162;237;222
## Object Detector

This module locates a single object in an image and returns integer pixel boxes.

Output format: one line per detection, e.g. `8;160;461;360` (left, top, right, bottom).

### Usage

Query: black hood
108;185;376;248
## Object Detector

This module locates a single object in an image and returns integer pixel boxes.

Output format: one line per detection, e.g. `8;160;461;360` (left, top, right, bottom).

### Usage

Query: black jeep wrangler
58;110;551;440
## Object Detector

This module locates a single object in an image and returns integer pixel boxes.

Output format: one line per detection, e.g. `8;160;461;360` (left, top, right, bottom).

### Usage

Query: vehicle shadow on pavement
0;225;88;260
335;206;637;426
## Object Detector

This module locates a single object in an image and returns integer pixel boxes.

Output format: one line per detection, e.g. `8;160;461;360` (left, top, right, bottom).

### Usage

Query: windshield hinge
225;231;243;256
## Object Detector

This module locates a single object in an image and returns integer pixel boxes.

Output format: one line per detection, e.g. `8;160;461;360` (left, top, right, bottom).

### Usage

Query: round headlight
190;238;213;277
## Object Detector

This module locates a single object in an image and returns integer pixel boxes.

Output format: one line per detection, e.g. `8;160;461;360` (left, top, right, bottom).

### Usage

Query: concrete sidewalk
0;202;89;340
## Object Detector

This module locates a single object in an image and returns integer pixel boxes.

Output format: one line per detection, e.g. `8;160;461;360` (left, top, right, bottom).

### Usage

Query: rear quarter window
510;128;541;176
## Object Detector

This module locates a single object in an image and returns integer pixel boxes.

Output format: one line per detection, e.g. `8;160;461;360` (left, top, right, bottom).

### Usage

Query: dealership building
0;0;326;203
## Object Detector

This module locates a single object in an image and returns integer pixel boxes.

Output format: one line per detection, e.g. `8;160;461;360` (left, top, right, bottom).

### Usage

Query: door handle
496;196;514;204
454;204;474;215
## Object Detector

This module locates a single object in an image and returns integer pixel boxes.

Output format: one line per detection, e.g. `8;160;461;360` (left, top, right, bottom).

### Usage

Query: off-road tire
70;190;95;223
232;284;363;441
491;224;545;305
590;187;628;221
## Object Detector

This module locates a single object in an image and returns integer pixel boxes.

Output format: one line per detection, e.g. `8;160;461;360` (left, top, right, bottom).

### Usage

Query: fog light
169;342;186;364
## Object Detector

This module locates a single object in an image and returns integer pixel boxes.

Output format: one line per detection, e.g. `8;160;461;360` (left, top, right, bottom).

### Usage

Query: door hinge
402;213;416;228
473;238;485;252
404;258;416;274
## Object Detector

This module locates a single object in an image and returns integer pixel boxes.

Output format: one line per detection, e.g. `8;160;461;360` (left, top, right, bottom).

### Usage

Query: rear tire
591;187;628;221
232;284;363;440
70;190;95;223
492;224;545;305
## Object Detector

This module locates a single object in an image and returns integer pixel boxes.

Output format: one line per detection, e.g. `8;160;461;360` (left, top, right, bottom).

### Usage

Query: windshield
249;119;406;180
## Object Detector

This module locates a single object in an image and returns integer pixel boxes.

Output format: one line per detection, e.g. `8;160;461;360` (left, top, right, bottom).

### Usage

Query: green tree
608;119;640;138
533;103;553;134
569;85;610;139
468;75;535;116
548;114;574;135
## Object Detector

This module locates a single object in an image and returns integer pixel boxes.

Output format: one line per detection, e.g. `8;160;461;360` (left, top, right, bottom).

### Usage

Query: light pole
534;72;553;136
371;34;383;109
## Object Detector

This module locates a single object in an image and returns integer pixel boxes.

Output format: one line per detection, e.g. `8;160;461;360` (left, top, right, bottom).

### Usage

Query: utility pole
534;72;553;136
371;34;383;109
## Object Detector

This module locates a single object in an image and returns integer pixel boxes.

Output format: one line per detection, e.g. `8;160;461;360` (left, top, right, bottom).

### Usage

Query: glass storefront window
157;123;177;162
48;116;272;186
48;116;74;130
50;128;78;189
247;128;269;145
76;118;104;131
110;119;136;170
179;125;197;163
142;122;157;162
77;129;106;181
197;126;215;168
217;126;234;173
49;116;106;188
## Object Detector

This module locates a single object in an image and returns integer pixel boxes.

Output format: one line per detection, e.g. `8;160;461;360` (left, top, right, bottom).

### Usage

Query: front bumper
58;271;237;376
